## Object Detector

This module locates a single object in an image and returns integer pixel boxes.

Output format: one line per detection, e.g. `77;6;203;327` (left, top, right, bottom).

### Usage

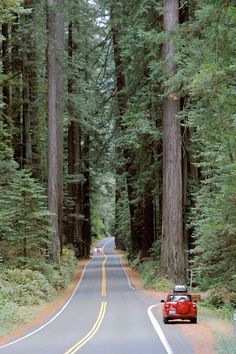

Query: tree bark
11;18;23;167
56;8;64;255
111;1;140;256
23;0;39;174
47;0;64;263
2;23;10;127
67;22;83;256
161;0;185;283
22;47;33;167
67;21;75;245
142;187;154;257
82;135;91;257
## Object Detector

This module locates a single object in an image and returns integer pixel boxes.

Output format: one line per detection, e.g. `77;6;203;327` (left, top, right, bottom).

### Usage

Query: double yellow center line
65;255;108;354
102;255;107;296
65;301;107;354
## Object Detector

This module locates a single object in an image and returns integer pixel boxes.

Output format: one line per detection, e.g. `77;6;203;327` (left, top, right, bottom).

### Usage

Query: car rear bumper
164;313;197;320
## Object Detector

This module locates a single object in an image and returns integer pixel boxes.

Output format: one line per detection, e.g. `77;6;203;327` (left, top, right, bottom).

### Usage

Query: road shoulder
0;258;90;346
120;255;217;354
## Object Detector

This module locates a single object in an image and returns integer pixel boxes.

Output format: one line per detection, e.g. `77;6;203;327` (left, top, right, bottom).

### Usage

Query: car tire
190;318;197;324
163;317;169;324
176;300;190;314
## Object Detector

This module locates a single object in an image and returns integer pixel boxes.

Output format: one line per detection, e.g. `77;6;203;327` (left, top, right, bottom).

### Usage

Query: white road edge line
119;256;136;291
100;237;136;291
0;258;93;350
147;304;174;354
101;237;114;252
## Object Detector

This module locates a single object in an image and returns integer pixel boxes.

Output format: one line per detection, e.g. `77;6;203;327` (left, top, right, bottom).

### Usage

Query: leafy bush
48;248;77;290
203;287;236;309
0;301;32;336
215;338;236;354
0;268;54;305
0;248;78;336
129;255;173;291
0;248;77;307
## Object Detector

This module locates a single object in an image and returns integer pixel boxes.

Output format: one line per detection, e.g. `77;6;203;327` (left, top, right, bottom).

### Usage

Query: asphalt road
0;237;195;354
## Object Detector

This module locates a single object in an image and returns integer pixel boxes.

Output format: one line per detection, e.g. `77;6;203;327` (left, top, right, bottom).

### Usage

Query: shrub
129;255;173;291
0;247;77;336
215;338;236;354
0;268;54;305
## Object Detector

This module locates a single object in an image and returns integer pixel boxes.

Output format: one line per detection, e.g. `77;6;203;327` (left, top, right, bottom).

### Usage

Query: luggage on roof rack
173;285;188;292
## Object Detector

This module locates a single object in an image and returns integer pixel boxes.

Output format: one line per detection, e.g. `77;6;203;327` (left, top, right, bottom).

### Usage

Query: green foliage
23;247;77;290
0;300;35;337
0;0;24;23
91;173;115;239
0;248;77;336
215;338;236;354
0;169;53;261
129;255;173;291
51;247;77;289
114;178;131;250
170;0;236;298
0;268;54;305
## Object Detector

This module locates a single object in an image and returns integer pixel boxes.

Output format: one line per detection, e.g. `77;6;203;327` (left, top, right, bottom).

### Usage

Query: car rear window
170;295;191;302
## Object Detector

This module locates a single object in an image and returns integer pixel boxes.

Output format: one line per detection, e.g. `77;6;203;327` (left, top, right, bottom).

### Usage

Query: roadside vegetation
0;248;77;337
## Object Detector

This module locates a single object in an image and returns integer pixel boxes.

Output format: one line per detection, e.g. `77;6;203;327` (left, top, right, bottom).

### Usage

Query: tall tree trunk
67;22;83;256
179;0;197;274
110;2;126;249
67;22;75;245
22;46;33;167
111;1;142;256
161;0;185;283
142;187;154;257
2;23;10;127
24;0;39;175
56;8;64;255
47;0;64;263
82;135;91;257
11;18;23;167
114;174;126;250
22;0;39;168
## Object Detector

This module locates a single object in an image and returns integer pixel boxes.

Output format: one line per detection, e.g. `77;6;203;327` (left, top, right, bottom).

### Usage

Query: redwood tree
47;0;64;263
161;0;185;282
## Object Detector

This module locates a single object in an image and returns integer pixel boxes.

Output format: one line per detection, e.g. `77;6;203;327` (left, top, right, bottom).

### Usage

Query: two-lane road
0;237;195;354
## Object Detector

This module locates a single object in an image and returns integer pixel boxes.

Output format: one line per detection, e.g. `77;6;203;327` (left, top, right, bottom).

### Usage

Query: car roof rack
173;285;188;292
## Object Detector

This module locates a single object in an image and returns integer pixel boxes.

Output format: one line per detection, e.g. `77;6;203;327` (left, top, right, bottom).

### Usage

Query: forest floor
0;257;233;353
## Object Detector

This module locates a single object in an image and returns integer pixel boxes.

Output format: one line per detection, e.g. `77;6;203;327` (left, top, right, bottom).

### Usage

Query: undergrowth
215;338;236;354
129;254;173;291
0;247;77;337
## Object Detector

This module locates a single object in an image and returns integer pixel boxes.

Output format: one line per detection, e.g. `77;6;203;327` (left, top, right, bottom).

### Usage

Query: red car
161;285;197;324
